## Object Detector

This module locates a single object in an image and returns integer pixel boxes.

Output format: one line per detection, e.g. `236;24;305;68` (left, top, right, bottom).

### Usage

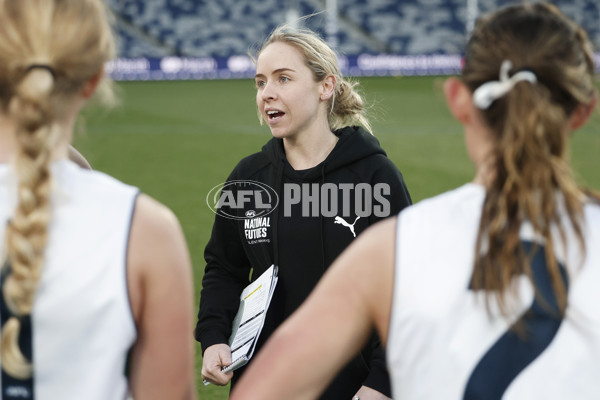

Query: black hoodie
196;126;412;398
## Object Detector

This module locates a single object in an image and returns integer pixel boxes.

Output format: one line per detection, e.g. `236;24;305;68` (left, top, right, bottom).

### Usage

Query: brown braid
463;3;598;316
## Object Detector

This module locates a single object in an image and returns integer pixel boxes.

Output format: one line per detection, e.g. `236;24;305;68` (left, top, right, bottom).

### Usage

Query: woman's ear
569;97;597;131
81;68;104;99
443;77;472;125
319;75;336;101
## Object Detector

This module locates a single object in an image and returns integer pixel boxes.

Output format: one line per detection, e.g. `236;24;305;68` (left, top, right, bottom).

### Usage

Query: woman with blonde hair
196;24;411;399
0;0;196;398
231;3;600;399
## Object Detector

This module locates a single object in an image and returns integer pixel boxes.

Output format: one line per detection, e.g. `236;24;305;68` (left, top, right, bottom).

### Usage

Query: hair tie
473;60;537;109
25;64;56;78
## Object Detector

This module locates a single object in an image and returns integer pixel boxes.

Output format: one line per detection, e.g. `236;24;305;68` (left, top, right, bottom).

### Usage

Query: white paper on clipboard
225;264;278;372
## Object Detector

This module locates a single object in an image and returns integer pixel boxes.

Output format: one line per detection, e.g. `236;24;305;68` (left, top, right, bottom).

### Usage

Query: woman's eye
256;80;265;88
280;76;289;83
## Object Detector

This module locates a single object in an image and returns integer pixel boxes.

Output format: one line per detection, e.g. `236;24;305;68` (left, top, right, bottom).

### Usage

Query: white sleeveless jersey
0;160;138;399
388;183;600;399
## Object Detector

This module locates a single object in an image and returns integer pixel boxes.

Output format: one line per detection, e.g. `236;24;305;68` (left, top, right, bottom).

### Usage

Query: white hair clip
472;60;537;109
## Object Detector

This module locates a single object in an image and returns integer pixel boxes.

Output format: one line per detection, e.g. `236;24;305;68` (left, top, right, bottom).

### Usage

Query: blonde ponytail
330;79;372;133
2;66;57;378
0;0;117;379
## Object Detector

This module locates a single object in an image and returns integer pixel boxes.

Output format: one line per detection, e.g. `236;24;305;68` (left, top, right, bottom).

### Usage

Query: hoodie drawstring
319;162;326;272
272;163;283;267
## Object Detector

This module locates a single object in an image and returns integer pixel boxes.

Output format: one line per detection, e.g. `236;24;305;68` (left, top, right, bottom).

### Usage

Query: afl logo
206;180;279;220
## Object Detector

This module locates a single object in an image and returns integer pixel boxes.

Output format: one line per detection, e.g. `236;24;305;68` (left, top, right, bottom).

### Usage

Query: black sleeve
194;170;252;355
362;156;412;396
362;334;392;397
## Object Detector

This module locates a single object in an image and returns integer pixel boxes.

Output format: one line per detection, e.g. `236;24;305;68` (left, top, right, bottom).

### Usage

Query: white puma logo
334;216;360;237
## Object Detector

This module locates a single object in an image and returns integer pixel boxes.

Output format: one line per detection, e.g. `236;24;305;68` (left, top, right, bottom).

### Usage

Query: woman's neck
283;127;339;170
472;154;496;187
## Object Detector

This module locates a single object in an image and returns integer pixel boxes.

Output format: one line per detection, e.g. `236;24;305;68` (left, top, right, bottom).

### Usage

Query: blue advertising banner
106;53;600;81
105;54;464;81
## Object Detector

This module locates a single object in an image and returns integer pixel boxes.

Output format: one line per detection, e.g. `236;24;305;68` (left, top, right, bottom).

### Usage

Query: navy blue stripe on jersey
463;241;568;400
1;261;35;400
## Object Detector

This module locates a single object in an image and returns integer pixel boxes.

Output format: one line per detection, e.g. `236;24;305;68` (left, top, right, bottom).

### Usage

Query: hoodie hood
260;126;386;181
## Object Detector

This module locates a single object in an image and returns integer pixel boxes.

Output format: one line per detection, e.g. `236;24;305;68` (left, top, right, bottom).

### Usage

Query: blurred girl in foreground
0;0;196;398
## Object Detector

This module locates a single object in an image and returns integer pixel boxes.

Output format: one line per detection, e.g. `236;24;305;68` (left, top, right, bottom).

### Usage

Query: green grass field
73;76;600;399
